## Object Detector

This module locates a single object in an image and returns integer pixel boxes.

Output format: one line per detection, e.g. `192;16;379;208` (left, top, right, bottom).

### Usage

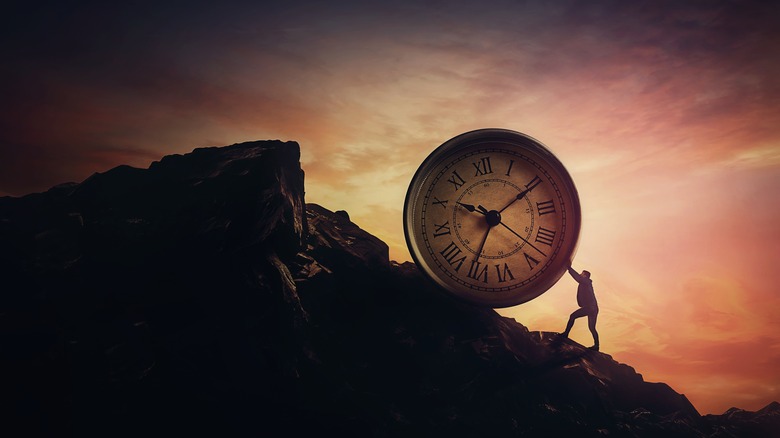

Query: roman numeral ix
432;197;448;209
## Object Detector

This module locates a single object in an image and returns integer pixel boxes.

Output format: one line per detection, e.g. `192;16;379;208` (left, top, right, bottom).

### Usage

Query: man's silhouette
559;265;599;351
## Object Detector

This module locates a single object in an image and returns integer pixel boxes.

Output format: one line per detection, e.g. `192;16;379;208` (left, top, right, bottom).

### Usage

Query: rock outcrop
1;140;777;437
703;401;780;437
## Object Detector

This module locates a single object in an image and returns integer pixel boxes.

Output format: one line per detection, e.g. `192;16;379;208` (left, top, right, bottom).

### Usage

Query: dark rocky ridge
1;140;777;437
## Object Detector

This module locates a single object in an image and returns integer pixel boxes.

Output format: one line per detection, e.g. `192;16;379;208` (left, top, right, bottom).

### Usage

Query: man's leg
561;307;588;337
587;311;600;350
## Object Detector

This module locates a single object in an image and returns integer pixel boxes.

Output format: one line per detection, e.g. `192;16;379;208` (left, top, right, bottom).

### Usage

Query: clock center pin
485;210;501;227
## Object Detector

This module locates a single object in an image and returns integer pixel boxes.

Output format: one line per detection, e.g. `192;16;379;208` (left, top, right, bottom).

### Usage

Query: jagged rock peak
2;140;778;437
302;203;389;272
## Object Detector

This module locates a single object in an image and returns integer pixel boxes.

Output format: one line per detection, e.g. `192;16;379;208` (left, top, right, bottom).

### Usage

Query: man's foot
587;345;600;351
556;332;569;338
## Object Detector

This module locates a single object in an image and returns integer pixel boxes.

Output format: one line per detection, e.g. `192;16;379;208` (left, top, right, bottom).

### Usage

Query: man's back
568;267;597;309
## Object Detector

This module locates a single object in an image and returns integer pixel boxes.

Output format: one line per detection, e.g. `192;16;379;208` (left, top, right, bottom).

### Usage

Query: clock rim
403;128;582;308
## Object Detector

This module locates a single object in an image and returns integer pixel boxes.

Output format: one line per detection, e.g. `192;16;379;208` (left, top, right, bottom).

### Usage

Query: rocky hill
1;140;778;437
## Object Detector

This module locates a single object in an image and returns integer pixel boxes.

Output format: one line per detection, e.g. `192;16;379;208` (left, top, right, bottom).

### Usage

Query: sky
2;0;779;414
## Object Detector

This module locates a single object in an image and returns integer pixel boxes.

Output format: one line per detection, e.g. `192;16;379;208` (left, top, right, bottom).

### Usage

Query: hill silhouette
1;140;777;437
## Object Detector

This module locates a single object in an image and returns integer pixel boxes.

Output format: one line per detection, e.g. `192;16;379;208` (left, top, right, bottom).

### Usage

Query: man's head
582;270;591;279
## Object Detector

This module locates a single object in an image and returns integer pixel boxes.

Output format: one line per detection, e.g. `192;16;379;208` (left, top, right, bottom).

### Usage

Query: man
559;265;600;351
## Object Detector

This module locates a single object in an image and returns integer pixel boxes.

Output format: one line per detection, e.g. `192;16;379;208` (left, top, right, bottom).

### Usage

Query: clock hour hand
456;201;486;215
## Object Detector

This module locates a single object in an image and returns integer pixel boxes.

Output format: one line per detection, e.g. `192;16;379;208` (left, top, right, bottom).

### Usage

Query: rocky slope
1;140;777;437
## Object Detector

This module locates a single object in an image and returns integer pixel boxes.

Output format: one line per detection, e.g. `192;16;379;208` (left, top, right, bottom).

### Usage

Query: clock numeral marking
432;221;451;238
440;241;467;272
495;263;515;283
447;170;466;191
472;157;493;176
535;227;556;246
432;197;448;209
524;252;540;270
525;175;542;191
536;200;556;216
505;159;514;177
466;260;489;283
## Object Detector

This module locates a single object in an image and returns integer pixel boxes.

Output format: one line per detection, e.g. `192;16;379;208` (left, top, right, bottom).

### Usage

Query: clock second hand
499;222;547;257
473;226;491;261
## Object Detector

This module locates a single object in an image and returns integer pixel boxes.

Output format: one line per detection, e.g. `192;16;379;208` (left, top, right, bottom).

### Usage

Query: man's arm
567;266;583;282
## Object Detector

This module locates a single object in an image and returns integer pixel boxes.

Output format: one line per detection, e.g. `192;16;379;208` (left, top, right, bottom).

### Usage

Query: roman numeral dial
405;129;581;308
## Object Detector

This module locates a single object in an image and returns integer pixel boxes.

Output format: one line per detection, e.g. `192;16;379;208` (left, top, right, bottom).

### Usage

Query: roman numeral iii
536;200;556;216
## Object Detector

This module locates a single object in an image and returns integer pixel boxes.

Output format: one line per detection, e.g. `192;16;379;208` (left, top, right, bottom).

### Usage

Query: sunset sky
3;0;779;414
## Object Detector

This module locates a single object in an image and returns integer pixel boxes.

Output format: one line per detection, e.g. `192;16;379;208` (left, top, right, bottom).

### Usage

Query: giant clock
403;128;582;307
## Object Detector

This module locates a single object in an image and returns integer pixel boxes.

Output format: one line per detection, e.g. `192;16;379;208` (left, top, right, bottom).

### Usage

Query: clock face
404;129;581;307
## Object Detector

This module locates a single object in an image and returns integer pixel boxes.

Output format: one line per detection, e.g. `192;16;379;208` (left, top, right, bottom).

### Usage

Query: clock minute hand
498;188;530;213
